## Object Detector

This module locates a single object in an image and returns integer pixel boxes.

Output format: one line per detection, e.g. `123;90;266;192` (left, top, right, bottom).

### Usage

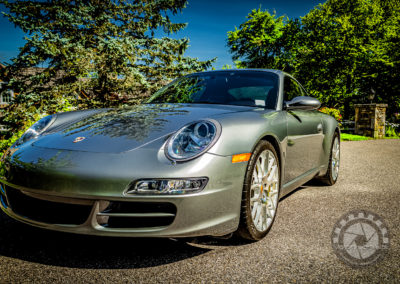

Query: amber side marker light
232;153;252;163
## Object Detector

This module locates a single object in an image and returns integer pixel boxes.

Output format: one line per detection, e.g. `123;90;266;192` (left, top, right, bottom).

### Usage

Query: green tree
227;8;287;69
0;0;214;145
227;8;302;73
298;0;400;117
227;1;400;118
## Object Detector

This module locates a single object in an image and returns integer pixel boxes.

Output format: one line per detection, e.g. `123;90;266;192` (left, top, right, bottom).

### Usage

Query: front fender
208;110;287;156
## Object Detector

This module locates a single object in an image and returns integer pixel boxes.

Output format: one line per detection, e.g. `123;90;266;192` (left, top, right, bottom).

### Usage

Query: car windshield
147;71;279;108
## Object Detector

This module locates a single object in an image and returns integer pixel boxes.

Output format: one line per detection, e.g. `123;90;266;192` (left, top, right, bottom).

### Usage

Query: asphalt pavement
0;139;399;283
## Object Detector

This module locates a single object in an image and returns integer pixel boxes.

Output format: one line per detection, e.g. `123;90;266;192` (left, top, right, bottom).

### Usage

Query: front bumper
0;144;247;237
0;182;240;237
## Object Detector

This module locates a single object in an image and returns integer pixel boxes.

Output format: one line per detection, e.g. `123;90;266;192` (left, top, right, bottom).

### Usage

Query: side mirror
284;96;321;110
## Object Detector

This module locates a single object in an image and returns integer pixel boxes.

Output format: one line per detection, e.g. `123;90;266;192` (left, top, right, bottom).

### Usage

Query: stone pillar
354;104;388;139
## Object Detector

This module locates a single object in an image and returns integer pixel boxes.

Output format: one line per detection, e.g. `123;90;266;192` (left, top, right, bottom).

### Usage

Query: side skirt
280;166;323;198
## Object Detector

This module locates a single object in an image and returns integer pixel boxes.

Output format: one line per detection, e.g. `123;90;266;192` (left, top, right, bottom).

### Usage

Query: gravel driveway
0;139;399;283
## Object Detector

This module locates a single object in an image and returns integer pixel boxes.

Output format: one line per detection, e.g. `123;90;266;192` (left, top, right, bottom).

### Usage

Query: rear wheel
236;141;280;241
319;133;340;185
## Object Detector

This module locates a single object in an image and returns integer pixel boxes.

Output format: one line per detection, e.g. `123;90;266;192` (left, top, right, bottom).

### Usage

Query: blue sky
0;0;323;69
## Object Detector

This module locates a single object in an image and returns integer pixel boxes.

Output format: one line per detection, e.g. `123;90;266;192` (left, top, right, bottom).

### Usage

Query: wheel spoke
256;160;263;180
250;195;259;202
252;170;259;185
267;165;277;184
252;202;258;219
267;155;274;173
260;152;267;175
257;206;263;230
269;201;276;212
254;204;262;225
269;189;278;197
266;204;273;219
250;184;261;202
265;204;269;221
262;204;267;231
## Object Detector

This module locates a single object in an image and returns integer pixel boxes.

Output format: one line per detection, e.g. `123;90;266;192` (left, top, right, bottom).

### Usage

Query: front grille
97;201;176;229
4;185;92;225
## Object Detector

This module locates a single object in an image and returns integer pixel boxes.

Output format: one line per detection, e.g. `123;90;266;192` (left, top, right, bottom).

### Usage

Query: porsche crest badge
73;137;86;143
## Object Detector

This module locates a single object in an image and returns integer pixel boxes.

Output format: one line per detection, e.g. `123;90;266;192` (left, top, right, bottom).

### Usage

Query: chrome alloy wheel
250;149;279;232
331;137;340;181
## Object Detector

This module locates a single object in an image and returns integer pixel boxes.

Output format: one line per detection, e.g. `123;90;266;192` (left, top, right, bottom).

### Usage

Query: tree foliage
0;0;214;147
227;0;400;118
227;9;286;69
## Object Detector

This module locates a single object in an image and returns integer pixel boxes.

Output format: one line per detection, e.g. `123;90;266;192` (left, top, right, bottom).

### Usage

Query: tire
236;141;280;241
319;132;340;186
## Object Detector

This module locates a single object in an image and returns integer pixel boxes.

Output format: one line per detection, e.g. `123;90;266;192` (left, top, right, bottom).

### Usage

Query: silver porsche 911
0;69;340;241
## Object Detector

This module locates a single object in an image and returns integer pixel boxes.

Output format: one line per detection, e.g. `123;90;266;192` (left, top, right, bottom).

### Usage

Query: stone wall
354;104;388;139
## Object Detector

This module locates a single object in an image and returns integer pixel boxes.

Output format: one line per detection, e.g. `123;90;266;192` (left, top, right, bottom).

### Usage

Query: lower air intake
97;201;176;229
5;185;92;225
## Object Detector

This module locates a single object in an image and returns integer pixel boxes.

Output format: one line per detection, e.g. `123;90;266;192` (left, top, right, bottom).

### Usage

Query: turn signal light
232;153;252;163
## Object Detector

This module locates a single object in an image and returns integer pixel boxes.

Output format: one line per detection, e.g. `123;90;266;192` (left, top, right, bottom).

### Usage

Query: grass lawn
341;133;372;141
341;133;400;141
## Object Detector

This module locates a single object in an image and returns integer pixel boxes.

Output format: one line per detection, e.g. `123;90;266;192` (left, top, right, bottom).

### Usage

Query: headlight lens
15;114;56;146
165;120;221;161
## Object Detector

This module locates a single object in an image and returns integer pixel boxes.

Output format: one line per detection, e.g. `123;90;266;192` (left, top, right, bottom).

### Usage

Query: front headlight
126;178;208;195
15;114;56;146
165;120;221;161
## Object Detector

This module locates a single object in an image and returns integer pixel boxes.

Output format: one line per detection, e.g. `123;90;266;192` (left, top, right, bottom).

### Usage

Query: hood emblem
73;137;86;143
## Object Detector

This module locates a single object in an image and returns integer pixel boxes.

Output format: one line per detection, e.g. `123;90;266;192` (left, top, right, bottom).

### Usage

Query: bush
386;124;399;137
319;107;342;126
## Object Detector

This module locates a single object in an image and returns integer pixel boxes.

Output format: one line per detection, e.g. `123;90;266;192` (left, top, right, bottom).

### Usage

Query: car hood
33;104;254;153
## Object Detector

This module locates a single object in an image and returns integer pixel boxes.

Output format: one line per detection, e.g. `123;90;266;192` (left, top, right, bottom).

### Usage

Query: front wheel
236;141;280;241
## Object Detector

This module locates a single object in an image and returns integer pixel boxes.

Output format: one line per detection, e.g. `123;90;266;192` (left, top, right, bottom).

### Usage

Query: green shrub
319;107;342;126
386;125;399;137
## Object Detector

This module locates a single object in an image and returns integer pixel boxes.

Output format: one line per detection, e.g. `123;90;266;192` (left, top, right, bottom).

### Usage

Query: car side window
284;76;303;102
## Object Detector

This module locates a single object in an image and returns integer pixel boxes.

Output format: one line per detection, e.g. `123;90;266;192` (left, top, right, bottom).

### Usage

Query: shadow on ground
278;179;329;202
0;213;249;269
